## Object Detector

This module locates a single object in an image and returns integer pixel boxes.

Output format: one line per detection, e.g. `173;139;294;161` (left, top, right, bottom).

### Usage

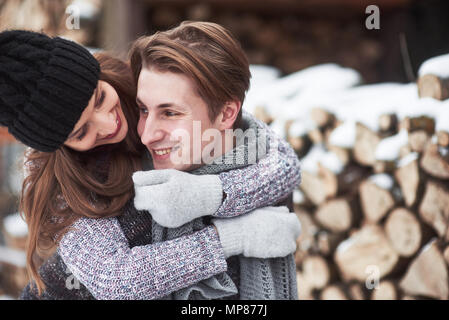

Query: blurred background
1;0;449;300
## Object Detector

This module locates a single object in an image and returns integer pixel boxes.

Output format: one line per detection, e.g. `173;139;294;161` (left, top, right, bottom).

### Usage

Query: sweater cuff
199;174;224;214
212;219;242;258
197;226;229;272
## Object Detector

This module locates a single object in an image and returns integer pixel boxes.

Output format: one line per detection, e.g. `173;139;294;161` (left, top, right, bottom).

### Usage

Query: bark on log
334;225;399;282
399;239;449;300
401;116;435;135
379;113;398;137
385;208;422;257
417;74;449;101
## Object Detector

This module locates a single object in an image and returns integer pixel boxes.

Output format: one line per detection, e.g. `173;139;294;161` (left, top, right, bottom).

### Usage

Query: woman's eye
77;125;88;141
96;91;106;109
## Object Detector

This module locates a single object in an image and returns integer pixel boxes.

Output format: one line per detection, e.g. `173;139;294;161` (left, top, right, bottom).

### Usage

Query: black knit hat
0;30;100;152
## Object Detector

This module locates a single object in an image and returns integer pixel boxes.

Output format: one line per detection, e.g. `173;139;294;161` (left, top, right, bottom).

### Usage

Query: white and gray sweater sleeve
57;216;227;300
215;120;301;217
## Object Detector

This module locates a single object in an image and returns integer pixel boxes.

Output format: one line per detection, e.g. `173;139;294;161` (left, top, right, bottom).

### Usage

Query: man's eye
164;111;178;117
139;107;148;116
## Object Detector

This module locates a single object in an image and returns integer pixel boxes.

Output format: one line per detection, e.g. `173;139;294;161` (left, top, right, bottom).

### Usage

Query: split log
384;208;422;257
318;163;338;199
315;198;357;233
420;143;449;179
310;108;336;130
334;225;399;282
296;271;314;300
300;171;327;206
394;157;421;207
2;213;28;251
348;282;366;300
359;180;395;224
379;113;398;137
0;246;28;297
294;209;318;264
308;128;324;145
371;280;397;300
327;145;351;166
316;231;345;257
418;181;449;239
408;130;431;153
302;255;330;290
373;160;396;174
253;105;273;125
401;116;435;135
354;123;381;166
417;74;449;101
437;130;449;148
399;239;449;300
320;284;348;300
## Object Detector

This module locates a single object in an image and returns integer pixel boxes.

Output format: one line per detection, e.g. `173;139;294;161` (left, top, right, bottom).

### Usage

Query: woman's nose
93;110;116;138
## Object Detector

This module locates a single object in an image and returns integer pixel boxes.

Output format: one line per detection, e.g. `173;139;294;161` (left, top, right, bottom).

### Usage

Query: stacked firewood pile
261;55;449;300
0;0;101;46
0;212;28;299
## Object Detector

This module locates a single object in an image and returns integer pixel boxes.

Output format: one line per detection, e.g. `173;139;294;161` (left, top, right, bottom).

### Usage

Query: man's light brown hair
129;21;251;128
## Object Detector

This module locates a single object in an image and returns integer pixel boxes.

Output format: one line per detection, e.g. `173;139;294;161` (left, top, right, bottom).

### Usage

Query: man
129;21;300;299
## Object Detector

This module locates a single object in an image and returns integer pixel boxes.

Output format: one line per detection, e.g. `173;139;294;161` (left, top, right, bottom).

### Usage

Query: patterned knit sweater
20;113;301;300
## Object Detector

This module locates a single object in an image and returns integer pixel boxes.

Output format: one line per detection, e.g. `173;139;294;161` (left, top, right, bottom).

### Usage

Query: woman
0;30;301;299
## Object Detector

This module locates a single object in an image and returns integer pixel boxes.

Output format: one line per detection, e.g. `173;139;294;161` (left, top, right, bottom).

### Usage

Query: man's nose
140;115;164;146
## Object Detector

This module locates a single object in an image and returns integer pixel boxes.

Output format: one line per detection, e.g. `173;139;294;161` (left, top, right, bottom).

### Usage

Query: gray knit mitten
133;169;223;228
212;206;301;259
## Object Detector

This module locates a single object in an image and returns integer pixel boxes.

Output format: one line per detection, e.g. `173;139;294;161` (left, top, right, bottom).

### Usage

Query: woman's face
64;80;128;151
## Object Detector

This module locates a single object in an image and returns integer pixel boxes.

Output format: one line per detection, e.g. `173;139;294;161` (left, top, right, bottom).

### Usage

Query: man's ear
216;100;241;130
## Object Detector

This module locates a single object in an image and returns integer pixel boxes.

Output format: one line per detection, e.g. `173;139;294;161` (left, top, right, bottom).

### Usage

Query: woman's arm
57;216;227;300
215;118;301;217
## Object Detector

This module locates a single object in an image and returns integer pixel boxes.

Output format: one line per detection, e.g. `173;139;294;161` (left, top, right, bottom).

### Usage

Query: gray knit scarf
144;112;298;300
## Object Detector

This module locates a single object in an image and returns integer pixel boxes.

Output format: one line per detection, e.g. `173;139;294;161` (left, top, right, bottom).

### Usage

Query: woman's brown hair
19;53;145;294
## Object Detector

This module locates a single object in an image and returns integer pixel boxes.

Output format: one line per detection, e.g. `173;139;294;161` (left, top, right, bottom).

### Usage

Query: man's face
136;67;223;171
